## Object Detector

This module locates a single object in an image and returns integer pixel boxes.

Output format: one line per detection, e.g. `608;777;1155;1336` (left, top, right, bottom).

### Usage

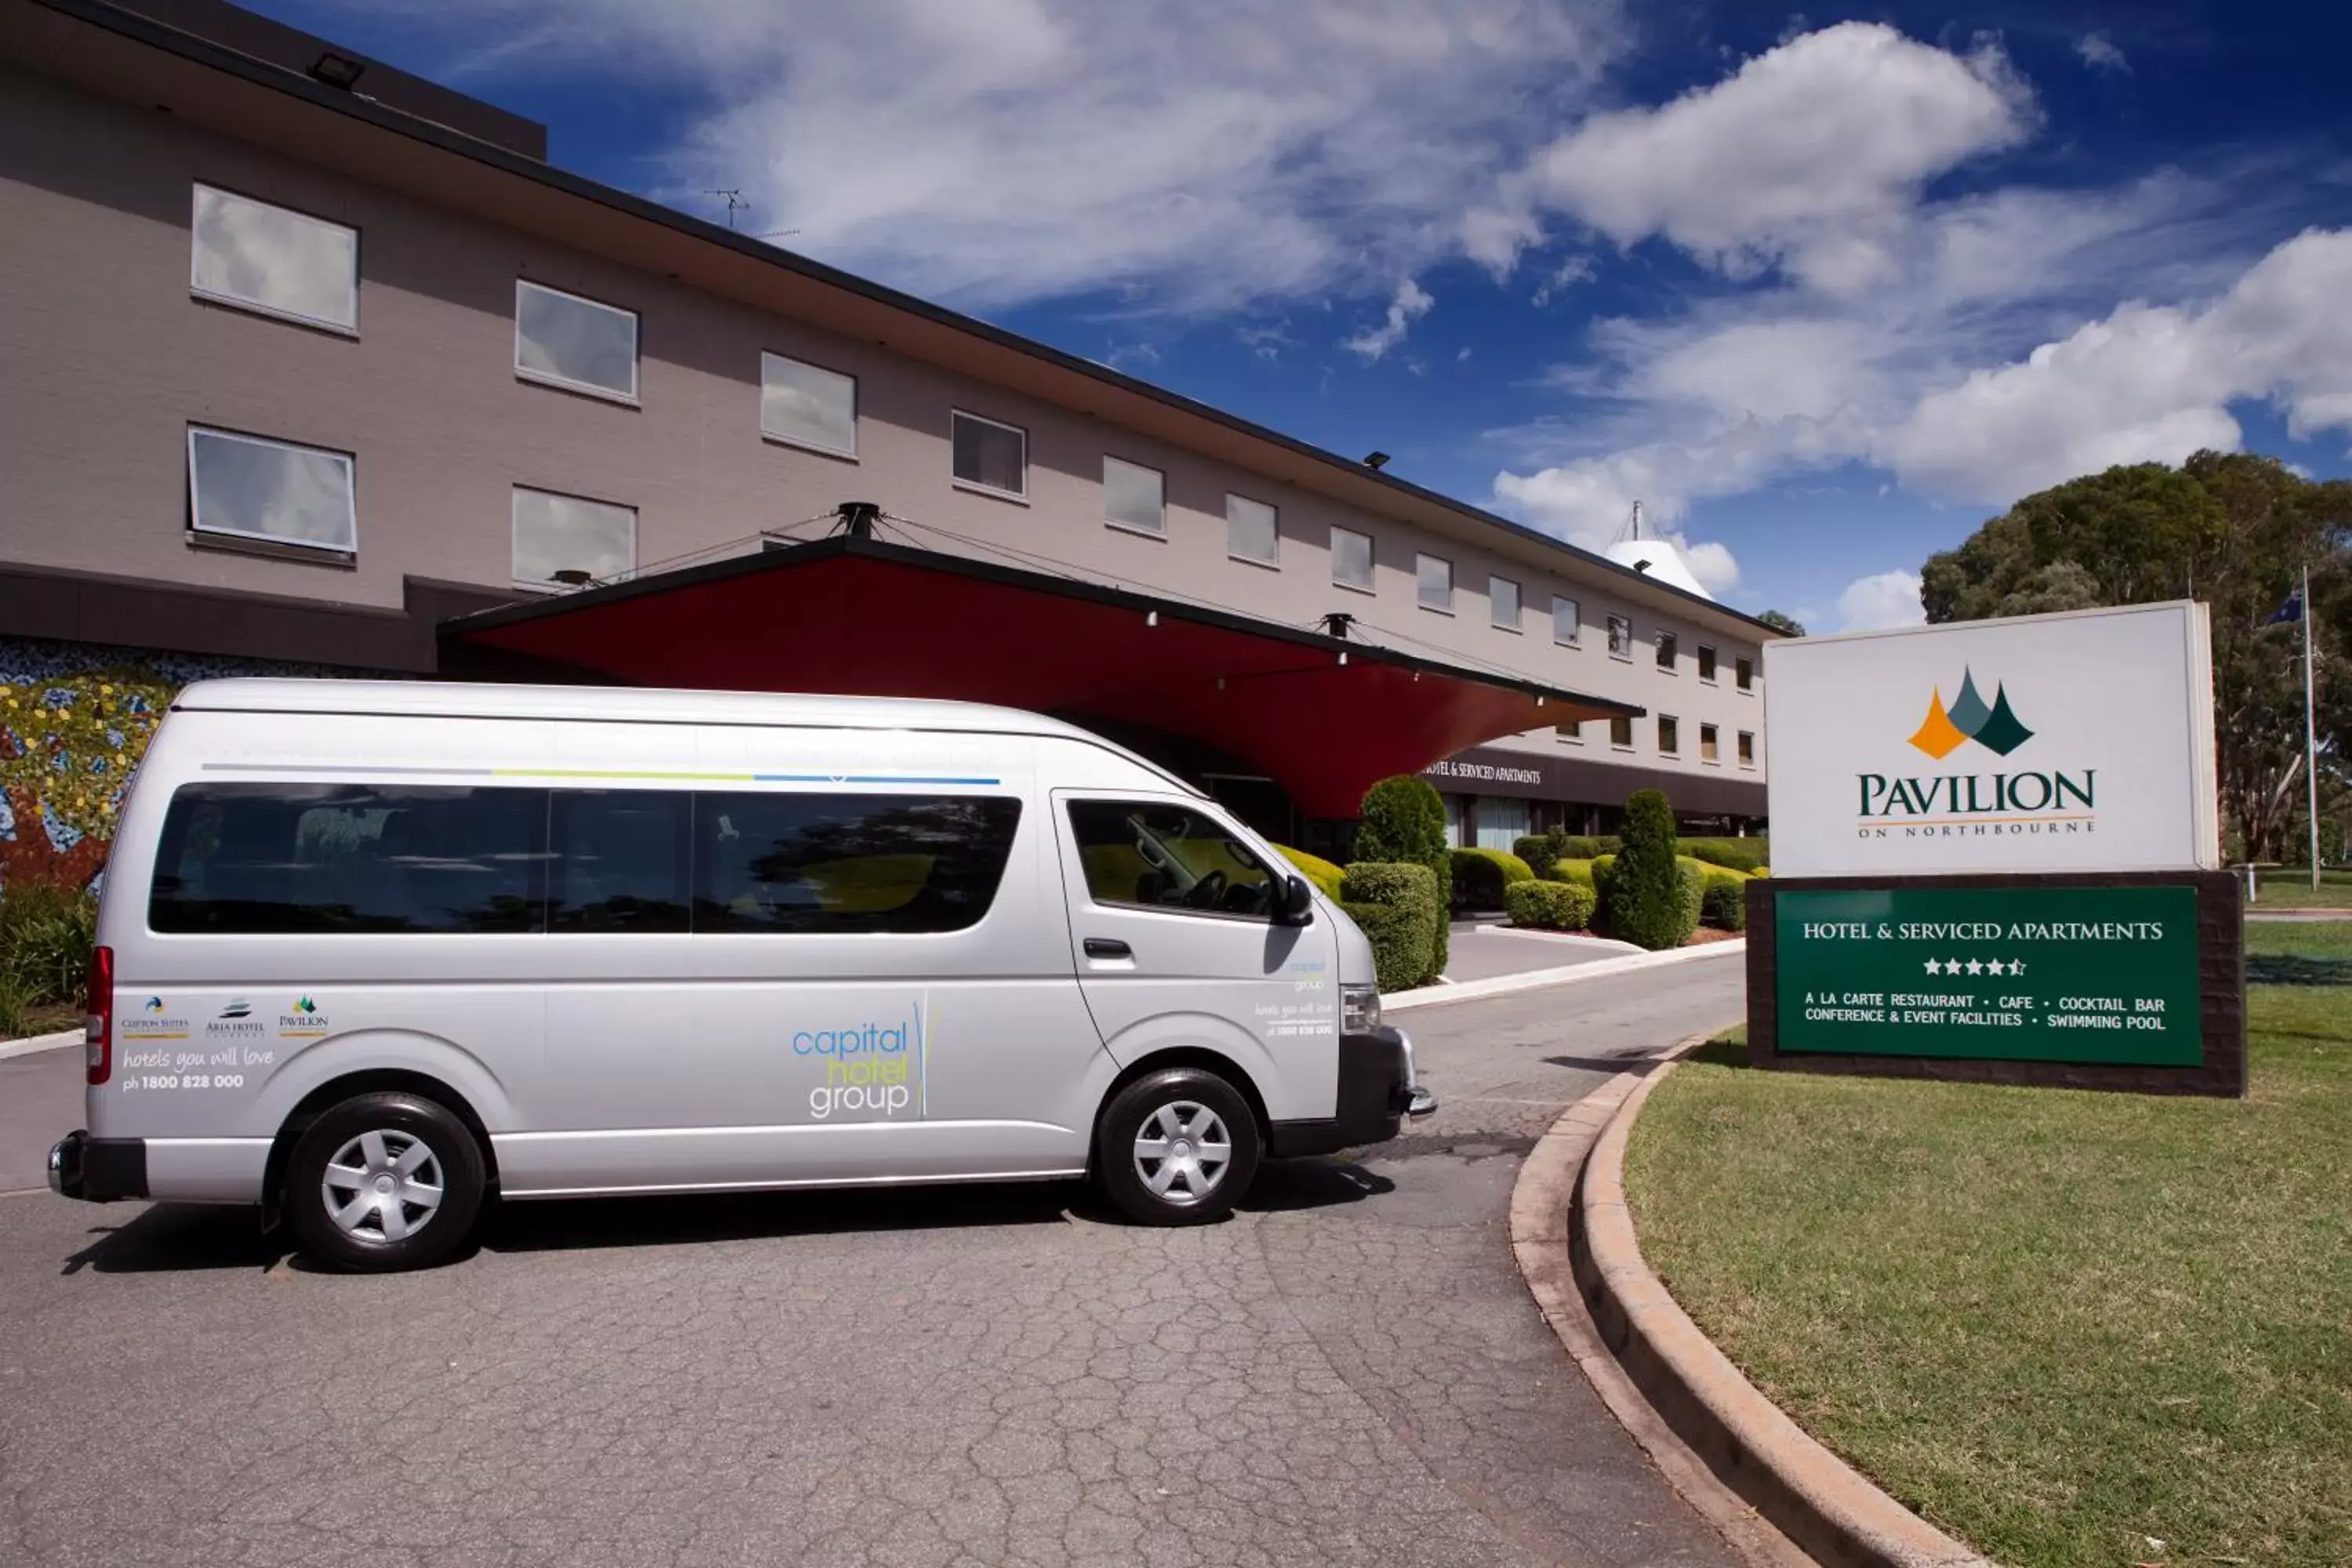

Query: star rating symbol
1923;958;1942;975
1965;957;1984;975
1924;956;2027;976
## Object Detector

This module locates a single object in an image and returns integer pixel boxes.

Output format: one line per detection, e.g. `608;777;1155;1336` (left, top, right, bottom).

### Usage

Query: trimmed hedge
1341;861;1443;991
1700;866;1748;931
1548;857;1597;891
1356;775;1450;975
1590;853;1617;912
1506;878;1597;931
1450;846;1534;911
1275;844;1345;902
1682;836;1769;874
1559;835;1621;859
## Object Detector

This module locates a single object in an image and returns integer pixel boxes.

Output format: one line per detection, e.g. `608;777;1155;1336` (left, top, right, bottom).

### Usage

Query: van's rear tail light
85;945;113;1087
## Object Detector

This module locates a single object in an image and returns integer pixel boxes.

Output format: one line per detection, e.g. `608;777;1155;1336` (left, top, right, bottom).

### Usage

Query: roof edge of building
30;0;1785;646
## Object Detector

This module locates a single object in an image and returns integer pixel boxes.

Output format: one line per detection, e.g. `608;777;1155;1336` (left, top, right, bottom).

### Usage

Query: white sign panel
1764;601;2219;877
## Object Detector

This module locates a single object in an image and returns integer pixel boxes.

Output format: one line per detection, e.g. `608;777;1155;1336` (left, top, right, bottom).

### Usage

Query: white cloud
1530;254;1596;305
1885;228;2352;499
1836;570;1926;631
1504;22;2035;292
2074;33;2130;74
1342;278;1434;361
393;0;1625;310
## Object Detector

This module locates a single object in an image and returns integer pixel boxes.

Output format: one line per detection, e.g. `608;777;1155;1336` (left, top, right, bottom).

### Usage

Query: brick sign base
1746;869;2245;1098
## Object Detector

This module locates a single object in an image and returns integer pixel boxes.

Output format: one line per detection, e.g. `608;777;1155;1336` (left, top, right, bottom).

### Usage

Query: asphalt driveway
0;956;1746;1568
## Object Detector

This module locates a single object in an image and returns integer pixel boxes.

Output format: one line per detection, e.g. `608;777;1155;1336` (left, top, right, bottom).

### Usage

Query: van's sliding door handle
1083;938;1132;960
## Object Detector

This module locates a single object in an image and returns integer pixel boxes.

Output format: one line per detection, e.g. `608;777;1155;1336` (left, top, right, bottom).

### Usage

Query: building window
1474;797;1530;853
1552;595;1580;646
760;353;857;456
1227;494;1279;565
1490;575;1522;631
1737;655;1755;691
1555;720;1583;744
1609;714;1634;748
1656;630;1679;672
951;410;1027;498
1607;614;1632;658
513;487;636;589
1700;723;1719;763
1737;730;1755;767
1417;553;1454;612
1658;714;1680;754
1697;644;1718;683
1331;525;1374;591
190;184;358;333
186;426;355;556
514;280;638;402
1103;456;1165;535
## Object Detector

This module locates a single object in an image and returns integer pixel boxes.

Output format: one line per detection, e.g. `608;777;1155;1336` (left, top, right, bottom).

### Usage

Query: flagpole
2306;562;2321;895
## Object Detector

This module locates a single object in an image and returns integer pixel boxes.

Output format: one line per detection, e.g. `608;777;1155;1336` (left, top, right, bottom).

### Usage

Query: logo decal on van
278;997;329;1039
207;997;266;1038
794;1004;926;1122
123;1000;189;1041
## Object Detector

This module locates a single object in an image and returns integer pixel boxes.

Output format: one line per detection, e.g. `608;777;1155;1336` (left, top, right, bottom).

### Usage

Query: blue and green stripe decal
203;763;1000;785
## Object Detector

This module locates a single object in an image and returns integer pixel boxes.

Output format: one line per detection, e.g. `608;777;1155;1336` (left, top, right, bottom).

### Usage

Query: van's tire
1094;1067;1259;1225
284;1092;486;1272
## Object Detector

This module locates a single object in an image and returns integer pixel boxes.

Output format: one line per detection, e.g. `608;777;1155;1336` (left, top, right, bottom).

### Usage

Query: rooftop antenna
708;188;748;230
1611;499;1647;546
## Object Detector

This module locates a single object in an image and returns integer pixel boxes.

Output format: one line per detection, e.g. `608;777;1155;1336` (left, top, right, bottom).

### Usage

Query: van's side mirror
1276;874;1315;927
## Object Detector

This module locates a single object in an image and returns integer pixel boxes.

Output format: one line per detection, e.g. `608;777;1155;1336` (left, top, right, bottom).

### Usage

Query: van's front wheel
1095;1068;1259;1225
285;1092;485;1272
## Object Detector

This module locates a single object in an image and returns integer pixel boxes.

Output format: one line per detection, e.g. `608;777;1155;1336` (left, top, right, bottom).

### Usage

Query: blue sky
270;0;2352;630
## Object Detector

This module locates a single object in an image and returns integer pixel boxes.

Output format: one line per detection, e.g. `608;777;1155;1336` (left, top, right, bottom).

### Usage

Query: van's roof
171;679;1115;740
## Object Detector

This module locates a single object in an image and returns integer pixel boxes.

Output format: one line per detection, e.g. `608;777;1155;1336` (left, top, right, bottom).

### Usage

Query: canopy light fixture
308;51;366;89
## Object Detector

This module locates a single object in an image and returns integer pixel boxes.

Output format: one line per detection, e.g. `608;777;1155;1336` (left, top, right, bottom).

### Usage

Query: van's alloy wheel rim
1131;1102;1232;1205
321;1131;444;1244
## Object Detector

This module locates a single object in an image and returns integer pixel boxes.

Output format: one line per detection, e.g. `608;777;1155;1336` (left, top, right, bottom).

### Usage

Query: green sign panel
1776;885;2201;1065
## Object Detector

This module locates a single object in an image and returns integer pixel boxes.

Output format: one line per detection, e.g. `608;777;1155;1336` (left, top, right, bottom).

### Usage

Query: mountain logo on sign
1907;669;2034;760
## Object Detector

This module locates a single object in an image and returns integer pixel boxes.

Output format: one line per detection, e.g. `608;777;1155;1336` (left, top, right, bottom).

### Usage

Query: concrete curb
1564;1048;1999;1568
0;1029;81;1063
1385;937;1743;1012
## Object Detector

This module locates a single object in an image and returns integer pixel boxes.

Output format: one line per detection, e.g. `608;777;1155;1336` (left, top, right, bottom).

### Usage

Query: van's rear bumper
46;1131;148;1203
1265;1026;1437;1159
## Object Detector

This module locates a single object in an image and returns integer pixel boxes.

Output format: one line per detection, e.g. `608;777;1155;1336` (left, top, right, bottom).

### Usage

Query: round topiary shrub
1548;858;1596;891
1700;866;1748;931
1355;775;1450;975
1339;861;1443;991
1274;844;1345;902
1609;791;1698;950
1505;878;1597;931
1450;847;1534;912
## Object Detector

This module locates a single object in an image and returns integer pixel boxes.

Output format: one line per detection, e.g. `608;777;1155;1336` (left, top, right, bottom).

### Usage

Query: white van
49;681;1432;1270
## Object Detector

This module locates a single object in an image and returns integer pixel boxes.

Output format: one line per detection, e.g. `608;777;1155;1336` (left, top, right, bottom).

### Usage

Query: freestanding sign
1764;602;2219;877
1750;603;2242;1097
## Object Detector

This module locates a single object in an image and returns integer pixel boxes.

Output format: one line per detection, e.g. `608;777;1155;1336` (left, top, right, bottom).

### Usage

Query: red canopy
441;535;1639;818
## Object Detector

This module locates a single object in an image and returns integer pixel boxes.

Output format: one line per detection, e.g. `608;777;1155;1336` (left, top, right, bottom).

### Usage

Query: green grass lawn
1627;921;2352;1567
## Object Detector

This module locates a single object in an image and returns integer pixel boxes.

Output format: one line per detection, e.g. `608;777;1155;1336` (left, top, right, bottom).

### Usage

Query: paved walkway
2;967;1747;1567
1443;919;1640;982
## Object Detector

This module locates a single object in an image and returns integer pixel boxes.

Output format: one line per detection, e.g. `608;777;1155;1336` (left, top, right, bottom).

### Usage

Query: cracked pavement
1;959;1747;1567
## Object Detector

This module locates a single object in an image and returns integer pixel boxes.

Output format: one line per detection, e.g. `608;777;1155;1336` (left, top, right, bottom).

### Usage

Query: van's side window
550;790;691;933
1066;801;1275;919
150;784;547;934
693;793;1022;935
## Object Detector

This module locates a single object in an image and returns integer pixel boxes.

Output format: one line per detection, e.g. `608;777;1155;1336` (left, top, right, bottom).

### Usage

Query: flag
2267;586;2304;625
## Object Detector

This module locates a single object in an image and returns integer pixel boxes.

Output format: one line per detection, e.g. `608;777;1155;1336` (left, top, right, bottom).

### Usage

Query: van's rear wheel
1095;1067;1259;1225
285;1092;485;1272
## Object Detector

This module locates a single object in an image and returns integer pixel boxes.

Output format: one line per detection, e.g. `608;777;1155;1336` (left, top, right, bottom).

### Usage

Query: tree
1608;789;1697;950
1755;609;1807;637
1920;453;2350;862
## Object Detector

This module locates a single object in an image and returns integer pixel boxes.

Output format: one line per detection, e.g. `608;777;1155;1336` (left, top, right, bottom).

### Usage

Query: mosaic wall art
0;637;365;891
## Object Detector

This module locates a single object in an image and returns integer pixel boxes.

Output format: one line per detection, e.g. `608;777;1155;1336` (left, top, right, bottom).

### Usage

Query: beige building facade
0;0;1776;850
